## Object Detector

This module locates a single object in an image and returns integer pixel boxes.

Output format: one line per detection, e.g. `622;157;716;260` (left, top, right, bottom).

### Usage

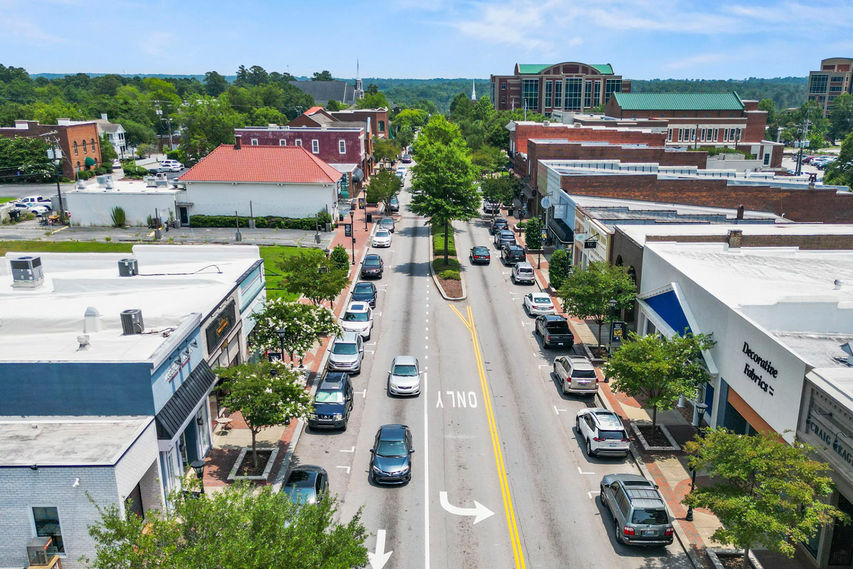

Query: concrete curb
595;390;703;569
429;223;467;301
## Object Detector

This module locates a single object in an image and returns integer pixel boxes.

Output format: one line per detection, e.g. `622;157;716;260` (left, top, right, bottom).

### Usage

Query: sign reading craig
741;341;778;396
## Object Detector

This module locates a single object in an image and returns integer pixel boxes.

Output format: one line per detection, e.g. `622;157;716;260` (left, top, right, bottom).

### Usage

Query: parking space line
336;465;351;474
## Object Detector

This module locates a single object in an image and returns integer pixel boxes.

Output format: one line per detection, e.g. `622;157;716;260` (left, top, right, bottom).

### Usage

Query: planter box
707;548;763;569
227;446;280;481
631;422;681;451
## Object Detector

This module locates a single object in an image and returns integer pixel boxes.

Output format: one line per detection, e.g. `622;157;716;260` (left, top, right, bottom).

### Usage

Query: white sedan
523;293;557;316
372;228;392;248
340;301;374;340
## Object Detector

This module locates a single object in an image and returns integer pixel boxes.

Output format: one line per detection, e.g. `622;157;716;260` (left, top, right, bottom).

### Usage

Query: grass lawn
431;223;456;257
0;197;16;204
258;245;303;301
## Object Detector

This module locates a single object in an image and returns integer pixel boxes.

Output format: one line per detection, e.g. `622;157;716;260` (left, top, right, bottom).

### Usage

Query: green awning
84;156;96;166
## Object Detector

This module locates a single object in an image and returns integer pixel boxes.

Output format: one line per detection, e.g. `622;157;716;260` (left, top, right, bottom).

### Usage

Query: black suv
360;254;384;279
534;314;575;349
501;244;526;265
490;217;509;235
308;372;354;430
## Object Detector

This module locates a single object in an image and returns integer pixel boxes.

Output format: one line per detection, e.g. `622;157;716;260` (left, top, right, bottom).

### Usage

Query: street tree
470;144;505;175
558;261;636;345
547;248;571;290
86;483;368;569
524;217;543;250
99;134;117;162
683;429;848;569
330;244;351;272
282;249;350;307
218;361;312;469
829;93;853;143
373;137;401;164
603;331;715;429
480;174;519;206
251;298;340;364
365;169;402;207
410;115;480;262
825;130;853;188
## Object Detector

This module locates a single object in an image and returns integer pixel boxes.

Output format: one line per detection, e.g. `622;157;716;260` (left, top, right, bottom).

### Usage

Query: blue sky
3;0;851;79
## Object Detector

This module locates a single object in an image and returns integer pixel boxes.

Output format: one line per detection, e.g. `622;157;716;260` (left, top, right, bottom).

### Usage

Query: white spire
354;59;364;101
471;79;476;101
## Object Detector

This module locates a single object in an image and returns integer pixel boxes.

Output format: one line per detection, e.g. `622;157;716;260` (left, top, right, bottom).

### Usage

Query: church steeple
354;59;364;101
471;79;476;101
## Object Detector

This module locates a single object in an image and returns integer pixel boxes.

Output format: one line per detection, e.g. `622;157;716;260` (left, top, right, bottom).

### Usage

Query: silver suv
327;332;364;375
600;473;674;547
575;408;630;457
511;262;535;285
553;355;597;395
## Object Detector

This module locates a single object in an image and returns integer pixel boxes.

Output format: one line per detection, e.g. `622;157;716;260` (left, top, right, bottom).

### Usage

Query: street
291;172;693;568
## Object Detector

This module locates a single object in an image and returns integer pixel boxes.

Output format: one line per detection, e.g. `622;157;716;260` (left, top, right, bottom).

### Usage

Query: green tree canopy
178;96;244;163
365;169;402;206
282;249;350;307
828;93;853;143
683;429;848;569
0;136;53;182
603;331;715;428
251;298;340;364
825;131;853;188
86;483;368;569
470;145;505;175
99;134;117;162
479;173;518;206
312;70;334;81
356;91;390;109
373;137;401;164
558;261;636;345
410;115;480;262
203;70;229;97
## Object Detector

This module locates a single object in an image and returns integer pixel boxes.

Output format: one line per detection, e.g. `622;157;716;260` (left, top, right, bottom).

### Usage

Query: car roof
365;253;381;260
516;262;533;269
378;423;408;439
319;373;348;390
492;217;507;223
568;356;594;369
531;293;551;300
506;244;524;250
541;314;566;321
336;331;361;343
285;465;325;486
347;301;370;312
354;281;375;289
392;355;418;366
376;228;390;234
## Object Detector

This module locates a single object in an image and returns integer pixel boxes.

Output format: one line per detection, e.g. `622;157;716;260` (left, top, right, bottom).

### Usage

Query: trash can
366;213;374;223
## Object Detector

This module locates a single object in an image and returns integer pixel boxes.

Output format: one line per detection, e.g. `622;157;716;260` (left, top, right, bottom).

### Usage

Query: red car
469;246;491;265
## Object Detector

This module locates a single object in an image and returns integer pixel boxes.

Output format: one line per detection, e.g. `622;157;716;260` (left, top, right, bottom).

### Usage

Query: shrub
188;214;326;230
431;226;456;257
330;245;350;271
548;248;571;290
524;217;543;250
317;209;333;227
439;269;460;280
110;206;126;228
432;258;460;273
76;170;96;180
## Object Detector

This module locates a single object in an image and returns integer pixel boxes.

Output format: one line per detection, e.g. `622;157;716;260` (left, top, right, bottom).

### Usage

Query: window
91;138;95;149
667;129;672;141
250;138;258;146
723;128;729;142
604;79;621;105
677;129;683;142
279;139;286;146
295;139;302;147
33;507;64;554
521;78;539;111
311;139;319;154
809;74;829;94
690;128;696;141
378;120;385;132
501;82;506;90
338;139;346;154
73;141;78;155
583;80;593;108
82;140;87;154
736;128;742;141
712;128;718;142
593;80;602;105
763;149;771;165
564;78;582;110
553;80;562;109
544;80;553;108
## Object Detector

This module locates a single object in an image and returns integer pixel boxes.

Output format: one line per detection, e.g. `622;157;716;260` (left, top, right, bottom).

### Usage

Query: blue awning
643;289;691;336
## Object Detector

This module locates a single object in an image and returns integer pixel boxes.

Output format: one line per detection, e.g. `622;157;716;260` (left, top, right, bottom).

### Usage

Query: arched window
73;141;78;154
91;138;96;151
615;255;623;266
628;266;637;284
82;140;87;154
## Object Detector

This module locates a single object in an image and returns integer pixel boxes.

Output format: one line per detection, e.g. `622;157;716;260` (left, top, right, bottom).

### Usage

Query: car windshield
354;284;373;294
377;440;408;457
546;321;570;332
284;486;317;505
315;390;344;404
332;342;358;355
533;296;551;304
344;311;369;322
381;219;393;225
600;430;627;440
364;258;381;267
376;230;390;237
631;508;668;525
572;368;597;378
392;364;418;376
518;268;533;274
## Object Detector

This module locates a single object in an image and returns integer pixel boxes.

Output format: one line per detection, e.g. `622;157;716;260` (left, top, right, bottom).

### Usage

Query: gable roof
178;144;342;184
612;92;744;111
590;64;614;75
291;80;355;104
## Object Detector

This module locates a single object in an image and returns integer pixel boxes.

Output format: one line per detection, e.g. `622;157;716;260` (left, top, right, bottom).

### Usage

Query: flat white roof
619;222;853;246
67;177;181;195
571;195;784;221
0;245;261;363
0;416;152;466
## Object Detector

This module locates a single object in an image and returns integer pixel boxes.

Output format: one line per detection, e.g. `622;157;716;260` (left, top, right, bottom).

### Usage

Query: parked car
159;159;183;172
600;473;674;547
370;424;414;485
12;202;49;216
387;355;421;396
501;244;526;265
360;254;384;279
576;408;630;457
483;201;501;215
281;465;329;505
340;301;373;340
308;372;353;430
379;217;396;233
327;332;364;374
494;229;516;248
523;293;556;316
489;217;508;235
511;261;536;285
112;159;122;169
534;314;574;348
20;195;51;207
554;355;598;396
373;228;392;248
469;246;491;265
351;281;377;307
401;154;412;163
388;195;400;212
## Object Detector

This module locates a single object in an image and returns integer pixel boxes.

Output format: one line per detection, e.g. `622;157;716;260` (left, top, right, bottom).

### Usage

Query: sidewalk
202;192;380;492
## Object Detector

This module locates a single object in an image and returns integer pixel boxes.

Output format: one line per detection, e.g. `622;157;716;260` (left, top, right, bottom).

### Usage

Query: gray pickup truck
534;315;575;349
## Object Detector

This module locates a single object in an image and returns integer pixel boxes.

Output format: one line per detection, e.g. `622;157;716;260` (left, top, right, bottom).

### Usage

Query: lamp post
189;459;206;494
276;328;286;362
607;299;617;354
685;401;708;522
364;204;368;232
350;210;356;264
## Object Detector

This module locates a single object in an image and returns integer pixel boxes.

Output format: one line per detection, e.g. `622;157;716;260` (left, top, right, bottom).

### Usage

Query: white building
64;175;181;227
0;245;266;568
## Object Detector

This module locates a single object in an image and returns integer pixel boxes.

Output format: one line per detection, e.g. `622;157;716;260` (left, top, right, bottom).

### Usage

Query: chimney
736;204;744;220
100;113;108;121
727;229;743;248
234;134;242;150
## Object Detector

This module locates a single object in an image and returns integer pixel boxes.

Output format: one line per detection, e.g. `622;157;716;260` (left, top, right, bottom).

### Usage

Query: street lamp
685;401;708;522
607;299;617;354
189;459;206;494
276;328;286;362
350;210;356;264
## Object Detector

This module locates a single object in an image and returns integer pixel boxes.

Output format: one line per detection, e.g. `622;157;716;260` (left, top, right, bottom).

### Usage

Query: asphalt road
291;173;692;568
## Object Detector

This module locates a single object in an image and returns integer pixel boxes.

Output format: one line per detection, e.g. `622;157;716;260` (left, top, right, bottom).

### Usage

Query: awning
638;286;691;336
84;156;96;166
547;217;574;244
155;360;217;440
352;167;364;183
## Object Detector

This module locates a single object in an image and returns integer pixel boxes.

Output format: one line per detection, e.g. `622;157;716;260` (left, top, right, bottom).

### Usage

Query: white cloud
453;0;563;51
139;32;177;58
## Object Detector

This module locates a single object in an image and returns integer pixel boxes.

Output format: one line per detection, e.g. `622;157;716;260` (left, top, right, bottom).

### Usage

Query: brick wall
0;122;101;178
559;173;853;223
235;128;364;166
513;123;665;156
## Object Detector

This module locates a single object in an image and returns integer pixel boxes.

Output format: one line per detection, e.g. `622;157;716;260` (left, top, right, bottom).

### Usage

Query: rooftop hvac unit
26;536;54;566
104;175;114;189
120;309;144;335
10;256;44;288
118;258;138;277
75;180;85;190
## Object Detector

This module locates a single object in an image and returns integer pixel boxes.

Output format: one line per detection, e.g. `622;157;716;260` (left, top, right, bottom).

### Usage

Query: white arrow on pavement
439;491;495;524
368;529;392;569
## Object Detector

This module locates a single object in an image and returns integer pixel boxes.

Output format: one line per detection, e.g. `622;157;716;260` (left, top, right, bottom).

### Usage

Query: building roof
290;80;355;104
572;195;783;226
517;63;614;75
0;416;153;466
612;92;744;111
0;245;261;363
590;64;614;74
618;222;853;247
178;144;341;184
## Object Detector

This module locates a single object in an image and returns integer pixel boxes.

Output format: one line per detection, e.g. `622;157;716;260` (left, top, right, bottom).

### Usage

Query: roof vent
83;306;101;333
120;309;144;335
834;279;843;290
77;334;90;350
118;258;138;277
10;256;44;288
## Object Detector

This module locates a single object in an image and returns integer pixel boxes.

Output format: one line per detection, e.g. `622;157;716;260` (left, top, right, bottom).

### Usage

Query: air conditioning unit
26;537;53;566
120;309;144;335
10;256;44;288
118;258;138;277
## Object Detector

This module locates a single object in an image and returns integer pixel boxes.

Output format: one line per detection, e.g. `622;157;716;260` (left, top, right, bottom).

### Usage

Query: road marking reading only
436;390;479;408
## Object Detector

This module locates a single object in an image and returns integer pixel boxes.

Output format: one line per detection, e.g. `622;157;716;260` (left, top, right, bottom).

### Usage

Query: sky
3;0;852;80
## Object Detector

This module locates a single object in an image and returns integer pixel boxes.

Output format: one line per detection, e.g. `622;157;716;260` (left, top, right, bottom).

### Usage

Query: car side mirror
409;449;415;454
369;449;375;454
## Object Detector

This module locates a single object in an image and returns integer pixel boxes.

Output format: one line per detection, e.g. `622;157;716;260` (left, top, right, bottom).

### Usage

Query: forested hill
631;77;807;110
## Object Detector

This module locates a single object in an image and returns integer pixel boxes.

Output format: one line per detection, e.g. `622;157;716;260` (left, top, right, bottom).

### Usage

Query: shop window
339;140;346;154
828;494;853;565
32;507;64;554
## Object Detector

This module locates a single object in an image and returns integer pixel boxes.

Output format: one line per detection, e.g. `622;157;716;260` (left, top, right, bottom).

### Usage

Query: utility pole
795;118;811;176
155;101;174;152
39;131;65;224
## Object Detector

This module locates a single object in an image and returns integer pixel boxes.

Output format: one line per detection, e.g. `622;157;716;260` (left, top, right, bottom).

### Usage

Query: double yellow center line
450;304;526;569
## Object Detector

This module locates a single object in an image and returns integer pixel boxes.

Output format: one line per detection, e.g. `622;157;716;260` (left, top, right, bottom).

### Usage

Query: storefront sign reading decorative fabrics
741;341;778;396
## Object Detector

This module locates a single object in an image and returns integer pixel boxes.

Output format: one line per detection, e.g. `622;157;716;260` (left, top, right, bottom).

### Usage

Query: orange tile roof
304;106;325;115
178;144;342;184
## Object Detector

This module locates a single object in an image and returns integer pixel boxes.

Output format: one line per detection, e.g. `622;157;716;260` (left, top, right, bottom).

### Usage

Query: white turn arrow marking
439;491;494;524
368;529;392;569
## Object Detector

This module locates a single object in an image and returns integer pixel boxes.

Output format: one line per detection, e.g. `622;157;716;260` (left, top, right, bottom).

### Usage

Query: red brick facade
0;120;101;179
512;122;665;156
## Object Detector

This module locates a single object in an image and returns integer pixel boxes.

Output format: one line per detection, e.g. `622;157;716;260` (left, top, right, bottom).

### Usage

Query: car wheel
575;416;581;432
366;330;371;341
511;275;516;284
341;422;347;432
600;485;609;510
614;518;623;544
587;439;595;457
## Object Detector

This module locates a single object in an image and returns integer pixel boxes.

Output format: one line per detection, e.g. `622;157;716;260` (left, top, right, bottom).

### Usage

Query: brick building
328;108;390;139
808;57;853;117
490;61;630;114
0;120;102;178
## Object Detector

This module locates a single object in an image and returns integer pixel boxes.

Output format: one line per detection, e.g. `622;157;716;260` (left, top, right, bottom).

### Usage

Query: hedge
189;214;327;230
438;269;460;280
